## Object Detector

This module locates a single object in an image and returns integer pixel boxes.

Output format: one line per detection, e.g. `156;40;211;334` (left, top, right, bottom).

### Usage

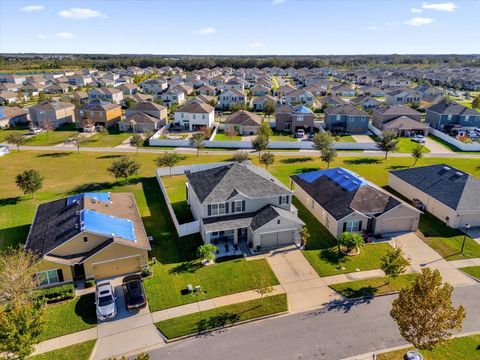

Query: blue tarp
80;209;136;241
296;167;368;192
67;192;110;206
292;105;312;114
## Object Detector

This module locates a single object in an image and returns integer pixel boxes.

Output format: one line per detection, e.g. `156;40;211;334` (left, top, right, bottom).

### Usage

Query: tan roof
224;110;262;126
130;101;166;112
177;99;214;114
31;100;75;112
124;112;160;124
383;116;428;130
0;106;28;118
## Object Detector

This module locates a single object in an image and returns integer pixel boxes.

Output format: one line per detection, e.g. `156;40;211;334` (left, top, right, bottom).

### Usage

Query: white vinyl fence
429;128;480;151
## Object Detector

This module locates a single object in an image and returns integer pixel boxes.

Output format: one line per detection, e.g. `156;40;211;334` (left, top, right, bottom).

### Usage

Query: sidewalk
449;258;480;268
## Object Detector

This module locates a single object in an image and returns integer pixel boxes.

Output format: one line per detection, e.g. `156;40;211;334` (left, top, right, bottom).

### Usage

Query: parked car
296;129;305;138
122;274;147;311
95;280;117;321
474;128;480;136
411;134;426;144
83;125;96;133
28;127;42;135
405;350;423;360
412;198;426;211
467;131;478;140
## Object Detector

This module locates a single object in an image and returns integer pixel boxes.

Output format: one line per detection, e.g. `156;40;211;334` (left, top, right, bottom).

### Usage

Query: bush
35;283;75;303
141;265;153;278
85;279;95;288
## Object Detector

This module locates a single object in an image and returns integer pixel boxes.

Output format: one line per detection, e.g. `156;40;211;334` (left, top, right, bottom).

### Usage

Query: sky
0;0;479;55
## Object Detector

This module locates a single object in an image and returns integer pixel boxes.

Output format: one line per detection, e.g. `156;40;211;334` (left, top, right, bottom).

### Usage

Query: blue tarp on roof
296;167;368;192
67;192;110;206
292;105;312;114
80;209;136;241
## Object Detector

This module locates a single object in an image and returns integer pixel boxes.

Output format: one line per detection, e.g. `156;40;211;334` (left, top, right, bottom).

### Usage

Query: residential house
251;95;277;112
0;106;29;128
291;168;420;238
141;79;168;95
372;105;426;136
223;110;262;135
117;83;138;96
250;85;270;97
350;95;382;110
218;89;247;110
174;99;215;131
285;89;314;106
324;104;369;134
389;164;480;228
29;101;76;128
425;100;480;130
131;93;153;103
359;86;385;97
26;192;150;286
385;88;421;105
88;88;124;104
197;85;217;96
0;91;26;105
120;101;167;132
318;95;347;109
0;74;26;84
76;100;122;128
44;83;70;95
274;84;296;97
68;75;92;87
174;84;193;96
185;163;304;249
275;104;315;133
330;85;356;97
224;78;246;92
159;88;186;107
71;91;88;105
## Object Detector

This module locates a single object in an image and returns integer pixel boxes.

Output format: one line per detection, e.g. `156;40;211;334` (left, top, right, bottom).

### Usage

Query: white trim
91;253;141;267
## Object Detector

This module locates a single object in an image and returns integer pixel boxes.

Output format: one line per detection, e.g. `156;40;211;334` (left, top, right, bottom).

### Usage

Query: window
285;122;291;131
202;115;205;119
193;114;196;120
296;115;304;122
234;200;243;213
210;202;227;216
279;195;289;205
83;236;88;243
344;220;361;232
181;113;184;118
37;269;59;286
349;116;354;123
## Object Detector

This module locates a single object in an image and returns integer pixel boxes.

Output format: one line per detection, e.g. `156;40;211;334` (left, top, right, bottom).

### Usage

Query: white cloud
21;5;44;12
405;17;435;26
55;32;75;39
36;34;47;39
411;8;423;13
367;26;378;30
422;2;457;12
58;8;107;19
195;27;217;35
272;0;286;5
249;42;265;48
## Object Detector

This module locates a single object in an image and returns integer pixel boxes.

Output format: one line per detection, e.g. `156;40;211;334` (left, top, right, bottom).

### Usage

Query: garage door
93;256;141;279
260;230;295;248
379;218;413;234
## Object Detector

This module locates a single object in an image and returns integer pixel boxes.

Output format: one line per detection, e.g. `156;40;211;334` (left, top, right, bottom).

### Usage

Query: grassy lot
161;174;193;223
377;334;480;360
329;274;418;298
25;130;80;146
28;340;96;360
214;130;242;141
0;128;29;143
396;138;430;153
82;131;131;148
459;266;480;280
42;293;96;340
155;294;287;339
270;130;297;142
336;135;356;142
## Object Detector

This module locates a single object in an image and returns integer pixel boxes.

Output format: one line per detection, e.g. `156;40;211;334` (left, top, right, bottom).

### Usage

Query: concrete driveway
352;135;375;143
266;247;342;313
424;137;454;154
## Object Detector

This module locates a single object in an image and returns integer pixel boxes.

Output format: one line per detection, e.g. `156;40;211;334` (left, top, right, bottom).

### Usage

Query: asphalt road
147;284;480;360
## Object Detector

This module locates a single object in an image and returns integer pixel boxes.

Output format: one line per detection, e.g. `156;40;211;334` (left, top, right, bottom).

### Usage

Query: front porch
208;227;251;258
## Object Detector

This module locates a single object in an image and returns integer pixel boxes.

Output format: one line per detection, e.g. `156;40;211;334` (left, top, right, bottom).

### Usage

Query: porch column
233;229;238;245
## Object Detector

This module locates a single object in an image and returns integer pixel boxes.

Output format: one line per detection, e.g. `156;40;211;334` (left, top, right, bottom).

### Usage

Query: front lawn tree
129;133;144;155
155;152;182;176
259;152;275;169
232;151;249;163
390;268;465;351
253;273;274;304
107;157;140;183
258;121;273;140
197;244;218;264
313;132;335;152
189;132;205;156
263;100;276;119
375;131;399;159
320;147;337;169
5;133;26;151
411;144;424;166
380;245;410;284
337;231;365;255
66;133;89;154
15;169;43;199
251;134;269;157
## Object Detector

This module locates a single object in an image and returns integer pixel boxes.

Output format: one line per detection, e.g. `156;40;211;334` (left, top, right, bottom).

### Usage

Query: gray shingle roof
427;100;479;116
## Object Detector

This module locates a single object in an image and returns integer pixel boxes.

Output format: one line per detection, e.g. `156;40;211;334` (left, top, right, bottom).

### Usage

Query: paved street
146;284;480;360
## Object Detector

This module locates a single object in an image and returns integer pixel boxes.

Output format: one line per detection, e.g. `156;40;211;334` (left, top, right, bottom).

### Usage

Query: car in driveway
296;129;305;138
411;134;426;144
122;274;147;311
95;280;117;321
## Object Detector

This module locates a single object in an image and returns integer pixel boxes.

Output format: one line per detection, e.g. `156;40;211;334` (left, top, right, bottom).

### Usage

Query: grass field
396;138;430;153
270;130;297;142
82;131;131;148
213;131;242;141
28;340;96;360
155;294;287;339
329;274;418;298
377;334;480;360
336;135;356;142
459;266;480;280
0;128;29;143
25;126;81;146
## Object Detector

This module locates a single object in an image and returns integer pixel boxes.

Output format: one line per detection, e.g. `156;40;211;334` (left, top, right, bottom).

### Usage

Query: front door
237;228;248;241
73;263;86;280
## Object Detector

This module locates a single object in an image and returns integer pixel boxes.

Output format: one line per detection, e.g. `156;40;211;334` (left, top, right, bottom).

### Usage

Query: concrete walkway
449;258;480;269
389;233;476;287
424;137;454;154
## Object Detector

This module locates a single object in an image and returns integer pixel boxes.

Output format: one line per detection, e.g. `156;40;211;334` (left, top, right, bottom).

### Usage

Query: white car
95;281;117;321
411;134;426;144
296;129;305;138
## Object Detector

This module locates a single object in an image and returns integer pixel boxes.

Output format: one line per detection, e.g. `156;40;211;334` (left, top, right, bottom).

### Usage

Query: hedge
36;283;75;303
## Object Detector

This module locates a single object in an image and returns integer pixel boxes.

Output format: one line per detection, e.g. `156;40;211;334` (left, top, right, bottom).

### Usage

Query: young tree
224;127;238;140
123;96;136;109
196;244;218;264
472;95;480;110
300;226;310;248
313;132;335;152
155;152;182;176
258;121;273;140
232;151;249;163
391;268;465;350
15;169;43;199
5;133;26;151
375;131;399;159
263;100;276;119
107;157;140;183
37;91;47;103
40;118;55;139
259;152;275;169
251;134;269;157
337;231;365;255
320;147;337;169
66;133;89;154
411;144;424;166
252;273;274;304
380;245;410;284
230;102;246;112
129;133;144;155
189;132;205;156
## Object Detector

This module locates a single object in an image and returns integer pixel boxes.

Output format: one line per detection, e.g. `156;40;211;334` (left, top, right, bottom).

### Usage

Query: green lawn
329;274;418;298
155;294;287;339
25;130;80;146
41;293;96;340
428;134;480;154
214;131;242;141
0;128;29;143
336;135;356;142
82;132;131;148
396;138;430;154
377;334;480;360
28;340;96;360
270;130;297;142
459;266;480;280
161;174;193;223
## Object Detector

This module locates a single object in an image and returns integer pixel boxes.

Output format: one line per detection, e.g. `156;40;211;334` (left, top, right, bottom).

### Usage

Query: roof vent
455;172;464;176
443;166;451;170
344;175;349;179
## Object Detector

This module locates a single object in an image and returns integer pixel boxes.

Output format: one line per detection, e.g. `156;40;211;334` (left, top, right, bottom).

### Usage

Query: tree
68;85;74;93
196;244;217;264
258;121;273;140
16;91;25;105
40;118;55;139
300;226;310;248
37;91;47;103
263;100;276;118
320;147;337;169
313;132;335;152
375;131;399;159
337;231;365;255
224;127;238;140
390;268;465;350
65;133;89;154
411;144;424;166
5;133;26;151
259;152;275;169
189;132;205;156
107;157;140;183
251;134;269;157
123;96;136;109
155;152;182;176
15;169;43;199
380;245;410;284
230;102;246;112
129;133;144;155
232;151;249;163
252;273;274;303
471;95;480;110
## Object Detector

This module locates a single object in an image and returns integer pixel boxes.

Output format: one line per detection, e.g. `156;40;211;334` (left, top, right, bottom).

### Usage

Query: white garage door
260;230;295;248
459;214;480;227
379;218;413;234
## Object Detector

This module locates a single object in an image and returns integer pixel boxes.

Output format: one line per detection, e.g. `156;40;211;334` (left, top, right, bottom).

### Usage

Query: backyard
213;130;242;141
161;174;193;223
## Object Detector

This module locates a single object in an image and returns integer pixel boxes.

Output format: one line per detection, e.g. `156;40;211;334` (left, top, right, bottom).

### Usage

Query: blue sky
1;0;479;55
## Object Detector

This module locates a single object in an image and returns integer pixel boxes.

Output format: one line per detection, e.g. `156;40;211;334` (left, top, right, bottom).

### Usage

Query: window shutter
57;269;64;283
242;200;245;212
343;222;347;232
279;196;282;205
225;202;229;214
358;221;363;231
208;205;211;216
286;196;290;204
231;202;235;213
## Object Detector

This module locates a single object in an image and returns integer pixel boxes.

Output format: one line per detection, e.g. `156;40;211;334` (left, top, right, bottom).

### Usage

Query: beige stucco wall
33;259;73;283
50;232;110;257
374;204;420;234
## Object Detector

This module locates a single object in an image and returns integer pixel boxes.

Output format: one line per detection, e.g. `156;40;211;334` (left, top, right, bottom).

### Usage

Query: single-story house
0;106;29;128
223;110;263;135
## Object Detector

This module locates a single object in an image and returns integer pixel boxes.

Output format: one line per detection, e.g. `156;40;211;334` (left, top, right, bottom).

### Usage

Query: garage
92;255;141;279
260;230;295;248
459;214;480;227
377;217;414;234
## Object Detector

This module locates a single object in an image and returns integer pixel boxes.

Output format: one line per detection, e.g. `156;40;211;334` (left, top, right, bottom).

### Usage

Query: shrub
141;265;153;278
35;283;75;303
85;279;95;288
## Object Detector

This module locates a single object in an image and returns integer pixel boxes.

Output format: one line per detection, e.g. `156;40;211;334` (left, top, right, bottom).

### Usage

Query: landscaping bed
155;294;287;339
27;340;96;360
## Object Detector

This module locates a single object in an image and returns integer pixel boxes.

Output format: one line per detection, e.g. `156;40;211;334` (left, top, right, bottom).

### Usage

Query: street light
461;224;471;254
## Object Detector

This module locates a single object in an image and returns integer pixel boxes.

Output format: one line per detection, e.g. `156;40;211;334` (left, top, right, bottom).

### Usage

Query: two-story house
285;89;314;106
385;88;421;105
88;88;124;104
426;100;480;130
372;105;428;136
218;89;247;110
29;101;76;128
159;88;186;107
76;100;122;128
174;99;215;131
186;163;304;249
275;104;315;133
141;79;168;95
324;104;369;134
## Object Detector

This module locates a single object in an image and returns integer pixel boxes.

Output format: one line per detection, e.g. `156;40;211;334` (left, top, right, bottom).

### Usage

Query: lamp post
461;224;471;254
